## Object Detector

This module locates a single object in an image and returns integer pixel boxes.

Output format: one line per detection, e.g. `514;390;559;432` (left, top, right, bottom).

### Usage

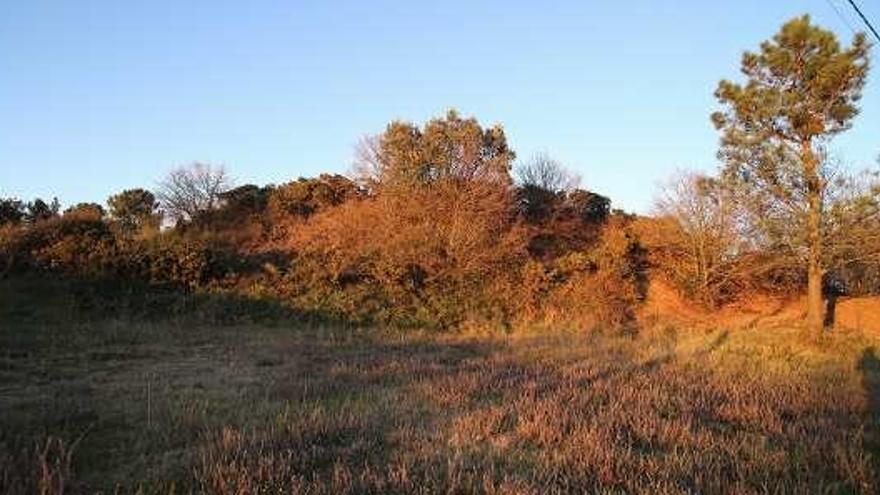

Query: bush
1;216;116;276
0;215;229;294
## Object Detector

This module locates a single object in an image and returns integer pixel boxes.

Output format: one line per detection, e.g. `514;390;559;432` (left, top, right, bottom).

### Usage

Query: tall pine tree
712;15;870;334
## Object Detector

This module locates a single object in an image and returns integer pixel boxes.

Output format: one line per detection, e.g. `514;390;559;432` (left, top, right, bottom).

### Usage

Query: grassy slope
1;277;880;493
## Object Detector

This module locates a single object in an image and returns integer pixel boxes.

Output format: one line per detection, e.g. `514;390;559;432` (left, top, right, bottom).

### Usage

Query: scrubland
2;12;880;495
2;278;879;494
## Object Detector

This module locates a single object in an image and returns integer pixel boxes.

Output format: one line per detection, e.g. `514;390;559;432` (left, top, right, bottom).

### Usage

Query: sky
1;0;878;214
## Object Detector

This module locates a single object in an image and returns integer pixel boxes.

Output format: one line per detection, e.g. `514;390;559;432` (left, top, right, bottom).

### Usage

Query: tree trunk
807;252;823;333
803;141;824;334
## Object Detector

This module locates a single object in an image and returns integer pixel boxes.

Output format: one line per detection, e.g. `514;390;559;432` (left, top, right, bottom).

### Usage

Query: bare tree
654;171;742;306
515;152;580;193
157;162;232;223
823;165;880;284
351;134;383;193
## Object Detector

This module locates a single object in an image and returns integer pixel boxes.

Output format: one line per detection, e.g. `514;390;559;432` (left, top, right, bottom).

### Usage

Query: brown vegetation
1;110;647;331
2;277;880;494
1;14;879;493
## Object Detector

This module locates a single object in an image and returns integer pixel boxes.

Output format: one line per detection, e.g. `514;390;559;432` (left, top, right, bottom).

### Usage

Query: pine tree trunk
803;141;824;334
807;249;823;333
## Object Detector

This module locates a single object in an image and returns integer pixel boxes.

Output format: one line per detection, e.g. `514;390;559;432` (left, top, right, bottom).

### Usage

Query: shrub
2;216;116;276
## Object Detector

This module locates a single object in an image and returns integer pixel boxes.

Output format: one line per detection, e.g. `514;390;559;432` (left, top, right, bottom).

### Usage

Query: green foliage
4;215;116;276
267;174;358;221
711;15;873;330
0;213;226;292
0;198;25;226
118;235;219;288
363;109;514;191
712;15;869;143
519;186;610;261
63;202;105;219
217;184;271;213
567;189;611;224
24;197;59;223
712;14;871;262
517;184;561;224
189;184;273;243
107;188;160;235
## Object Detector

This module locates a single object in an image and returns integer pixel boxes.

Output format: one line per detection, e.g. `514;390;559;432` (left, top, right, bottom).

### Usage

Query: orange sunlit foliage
0;111;648;330
22;109;876;330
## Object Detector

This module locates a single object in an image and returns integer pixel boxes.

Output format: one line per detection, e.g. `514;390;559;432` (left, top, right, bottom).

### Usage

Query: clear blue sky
1;0;877;213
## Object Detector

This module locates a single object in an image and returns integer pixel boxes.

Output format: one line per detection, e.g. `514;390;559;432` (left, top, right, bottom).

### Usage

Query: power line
844;0;880;43
824;0;858;35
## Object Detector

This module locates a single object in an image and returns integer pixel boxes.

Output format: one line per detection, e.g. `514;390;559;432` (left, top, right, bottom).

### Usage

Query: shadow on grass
860;347;880;460
0;283;504;493
0;273;343;329
191;336;504;493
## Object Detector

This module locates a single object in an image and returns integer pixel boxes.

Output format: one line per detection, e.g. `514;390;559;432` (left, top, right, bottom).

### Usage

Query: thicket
3;17;879;331
3;110;879;331
0;112;648;330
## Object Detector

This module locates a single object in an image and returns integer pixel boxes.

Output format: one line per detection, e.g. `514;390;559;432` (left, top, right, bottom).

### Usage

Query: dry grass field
2;279;880;493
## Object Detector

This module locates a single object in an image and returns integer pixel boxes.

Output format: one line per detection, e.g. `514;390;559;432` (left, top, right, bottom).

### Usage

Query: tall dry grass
4;292;878;494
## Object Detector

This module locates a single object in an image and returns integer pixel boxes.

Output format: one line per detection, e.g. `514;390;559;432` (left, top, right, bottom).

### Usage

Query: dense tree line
0;111;634;330
1;16;877;332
